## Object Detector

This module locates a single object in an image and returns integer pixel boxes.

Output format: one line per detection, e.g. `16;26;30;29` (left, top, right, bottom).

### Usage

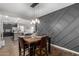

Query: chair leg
19;44;21;56
19;48;21;56
23;47;25;56
29;44;33;56
39;48;42;56
33;45;36;56
28;46;30;56
45;47;48;56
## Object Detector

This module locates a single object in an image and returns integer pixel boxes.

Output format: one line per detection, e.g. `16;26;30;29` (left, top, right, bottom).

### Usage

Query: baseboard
51;44;79;55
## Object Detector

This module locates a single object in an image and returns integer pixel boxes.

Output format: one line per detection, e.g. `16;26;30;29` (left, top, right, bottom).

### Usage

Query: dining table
18;35;51;56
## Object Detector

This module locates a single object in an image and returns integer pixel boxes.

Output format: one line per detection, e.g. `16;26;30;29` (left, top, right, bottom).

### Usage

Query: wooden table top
18;35;42;44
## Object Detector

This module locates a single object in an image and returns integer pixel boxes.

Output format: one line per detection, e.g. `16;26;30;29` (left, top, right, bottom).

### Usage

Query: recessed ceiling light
17;17;20;20
0;14;2;17
17;18;20;20
5;15;8;18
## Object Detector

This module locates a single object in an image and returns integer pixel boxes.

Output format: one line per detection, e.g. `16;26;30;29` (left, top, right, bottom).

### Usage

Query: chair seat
35;48;47;56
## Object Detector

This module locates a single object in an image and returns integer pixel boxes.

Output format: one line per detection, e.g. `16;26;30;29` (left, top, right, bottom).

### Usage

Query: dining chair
35;36;48;56
18;37;29;56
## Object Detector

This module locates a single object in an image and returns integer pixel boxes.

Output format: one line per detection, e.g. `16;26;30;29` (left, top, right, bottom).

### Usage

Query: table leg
48;38;51;54
29;43;35;56
33;44;36;56
19;42;21;56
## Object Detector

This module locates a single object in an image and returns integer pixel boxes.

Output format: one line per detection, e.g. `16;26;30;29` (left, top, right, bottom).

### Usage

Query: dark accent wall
37;3;79;52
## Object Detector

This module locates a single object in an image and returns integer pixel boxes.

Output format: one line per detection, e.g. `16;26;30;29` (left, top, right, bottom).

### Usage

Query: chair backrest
39;36;48;48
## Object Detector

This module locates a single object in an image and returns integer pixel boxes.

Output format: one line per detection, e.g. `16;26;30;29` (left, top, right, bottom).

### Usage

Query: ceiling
0;3;74;20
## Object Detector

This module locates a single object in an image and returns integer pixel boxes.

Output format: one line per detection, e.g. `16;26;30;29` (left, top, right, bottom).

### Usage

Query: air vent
30;3;39;8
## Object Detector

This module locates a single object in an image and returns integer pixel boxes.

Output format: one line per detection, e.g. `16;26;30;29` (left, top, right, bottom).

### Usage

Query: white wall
2;15;35;34
0;15;5;48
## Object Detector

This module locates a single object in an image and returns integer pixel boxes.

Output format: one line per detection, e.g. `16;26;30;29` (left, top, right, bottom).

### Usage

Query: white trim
0;40;5;48
51;44;79;55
